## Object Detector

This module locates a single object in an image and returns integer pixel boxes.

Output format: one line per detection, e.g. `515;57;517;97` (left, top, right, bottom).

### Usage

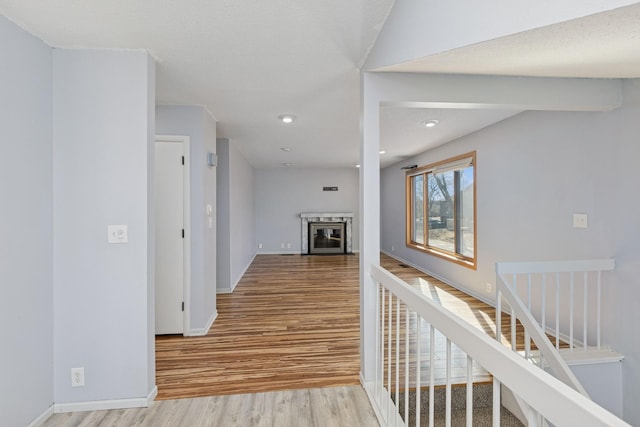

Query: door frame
155;134;191;335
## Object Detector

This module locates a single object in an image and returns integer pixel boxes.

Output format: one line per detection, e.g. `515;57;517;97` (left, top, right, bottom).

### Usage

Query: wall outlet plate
573;213;588;229
107;225;128;243
71;367;85;387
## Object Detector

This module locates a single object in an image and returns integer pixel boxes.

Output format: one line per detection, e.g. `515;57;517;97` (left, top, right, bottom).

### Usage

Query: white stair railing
496;260;614;352
366;263;628;427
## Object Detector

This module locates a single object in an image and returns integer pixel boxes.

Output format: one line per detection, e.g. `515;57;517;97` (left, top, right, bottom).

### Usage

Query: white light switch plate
108;225;128;243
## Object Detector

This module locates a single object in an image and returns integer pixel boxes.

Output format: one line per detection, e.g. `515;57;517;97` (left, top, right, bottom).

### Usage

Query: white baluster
466;355;473;427
416;315;421;427
429;325;435;427
597;271;602;349
446;338;452;427
583;272;588;351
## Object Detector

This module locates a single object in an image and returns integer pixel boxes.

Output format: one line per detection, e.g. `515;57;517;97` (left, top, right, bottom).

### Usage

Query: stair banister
368;264;628;427
496;270;589;397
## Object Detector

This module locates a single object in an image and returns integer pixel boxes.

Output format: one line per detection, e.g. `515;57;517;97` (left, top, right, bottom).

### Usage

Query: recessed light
422;119;439;128
282;162;292;167
280;147;292;152
278;114;296;124
379;150;386;154
355;164;361;168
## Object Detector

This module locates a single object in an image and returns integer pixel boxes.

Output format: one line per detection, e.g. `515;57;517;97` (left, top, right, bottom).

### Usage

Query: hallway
155;254;361;399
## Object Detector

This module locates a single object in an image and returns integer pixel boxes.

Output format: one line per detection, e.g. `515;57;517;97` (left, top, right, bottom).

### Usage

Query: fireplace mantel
300;212;353;254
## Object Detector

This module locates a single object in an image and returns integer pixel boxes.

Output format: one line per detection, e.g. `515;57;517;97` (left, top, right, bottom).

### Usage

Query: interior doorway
154;135;191;335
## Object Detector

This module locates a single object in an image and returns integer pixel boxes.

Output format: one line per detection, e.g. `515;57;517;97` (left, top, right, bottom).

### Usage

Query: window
406;152;476;269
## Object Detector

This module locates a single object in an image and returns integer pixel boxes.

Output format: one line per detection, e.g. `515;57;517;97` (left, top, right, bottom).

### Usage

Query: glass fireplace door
309;222;345;254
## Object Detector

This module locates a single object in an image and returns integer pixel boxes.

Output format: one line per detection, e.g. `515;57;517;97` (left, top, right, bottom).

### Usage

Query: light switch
108;225;128;243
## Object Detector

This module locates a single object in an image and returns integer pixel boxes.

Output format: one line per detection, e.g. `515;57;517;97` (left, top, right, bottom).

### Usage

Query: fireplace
300;212;353;255
309;222;345;254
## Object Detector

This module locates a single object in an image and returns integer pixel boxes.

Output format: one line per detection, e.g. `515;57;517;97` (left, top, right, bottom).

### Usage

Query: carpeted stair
391;382;523;426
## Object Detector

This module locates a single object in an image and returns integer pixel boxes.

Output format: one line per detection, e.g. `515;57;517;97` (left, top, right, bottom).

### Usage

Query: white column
359;72;381;382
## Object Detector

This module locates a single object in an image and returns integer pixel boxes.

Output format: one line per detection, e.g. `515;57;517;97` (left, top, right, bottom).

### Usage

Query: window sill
406;243;476;270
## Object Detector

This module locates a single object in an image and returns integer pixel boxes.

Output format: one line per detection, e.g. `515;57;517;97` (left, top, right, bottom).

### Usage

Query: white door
155;140;185;334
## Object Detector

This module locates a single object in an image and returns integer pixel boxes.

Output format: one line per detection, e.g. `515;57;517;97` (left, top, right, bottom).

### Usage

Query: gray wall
216;138;256;292
216;139;231;292
255;168;359;253
0;16;54;427
380;81;640;424
52;49;155;404
156;105;217;331
229;141;256;287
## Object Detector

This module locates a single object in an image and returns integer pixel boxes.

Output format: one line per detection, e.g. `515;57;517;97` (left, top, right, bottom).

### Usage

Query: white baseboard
256;250;301;255
53;386;157;414
216;287;232;294
27;405;53;427
186;310;218;336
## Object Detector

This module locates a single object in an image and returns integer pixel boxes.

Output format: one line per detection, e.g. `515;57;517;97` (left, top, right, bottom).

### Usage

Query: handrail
495;272;589;397
370;264;628;427
496;259;614;275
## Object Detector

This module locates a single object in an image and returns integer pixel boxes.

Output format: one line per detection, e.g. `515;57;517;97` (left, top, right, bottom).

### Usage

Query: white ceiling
2;2;640;170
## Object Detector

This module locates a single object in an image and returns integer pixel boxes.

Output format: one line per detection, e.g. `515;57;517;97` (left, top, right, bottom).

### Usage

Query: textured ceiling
380;4;640;78
2;2;640;169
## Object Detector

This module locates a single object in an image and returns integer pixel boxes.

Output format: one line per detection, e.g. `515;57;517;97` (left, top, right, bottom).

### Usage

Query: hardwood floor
156;252;534;400
45;253;536;426
156;254;361;399
42;386;379;427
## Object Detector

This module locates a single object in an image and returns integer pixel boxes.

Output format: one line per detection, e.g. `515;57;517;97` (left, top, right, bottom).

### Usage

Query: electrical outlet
486;282;492;293
71;367;85;387
391;245;395;252
287;243;291;249
258;243;263;249
573;213;588;229
281;243;285;249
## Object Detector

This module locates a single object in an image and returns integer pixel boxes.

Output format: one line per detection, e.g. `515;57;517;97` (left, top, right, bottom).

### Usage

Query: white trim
381;249;493;306
53;386;158;414
362;379;386;427
370;264;630;427
216;287;232;294
155;135;191;335
148;385;158;402
257;251;301;255
496;259;615;275
27;405;53;427
186;310;218;336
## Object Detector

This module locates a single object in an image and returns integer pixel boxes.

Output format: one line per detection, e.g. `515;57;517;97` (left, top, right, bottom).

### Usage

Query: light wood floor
156;253;529;400
156;254;361;399
44;253;533;426
42;385;379;427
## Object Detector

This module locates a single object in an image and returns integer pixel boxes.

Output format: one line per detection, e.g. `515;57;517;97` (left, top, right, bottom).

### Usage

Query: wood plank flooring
44;253;538;426
42;385;379;427
156;252;534;400
156;254;361;399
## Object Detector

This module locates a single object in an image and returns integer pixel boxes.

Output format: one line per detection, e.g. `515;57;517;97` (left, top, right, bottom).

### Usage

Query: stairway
392;382;523;426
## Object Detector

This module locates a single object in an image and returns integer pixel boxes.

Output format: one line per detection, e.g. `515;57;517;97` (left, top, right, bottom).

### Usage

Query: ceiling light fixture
280;147;292;152
379;150;386;154
355;164;361;168
422;119;439;128
278;114;296;124
282;162;292;167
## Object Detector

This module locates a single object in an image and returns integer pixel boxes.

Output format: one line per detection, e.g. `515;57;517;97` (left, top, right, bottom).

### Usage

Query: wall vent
323;186;338;191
